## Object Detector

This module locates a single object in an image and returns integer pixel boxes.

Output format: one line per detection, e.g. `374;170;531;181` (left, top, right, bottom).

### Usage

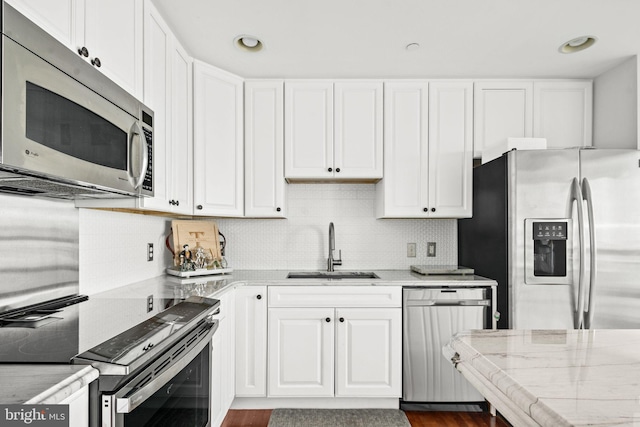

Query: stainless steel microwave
0;2;153;199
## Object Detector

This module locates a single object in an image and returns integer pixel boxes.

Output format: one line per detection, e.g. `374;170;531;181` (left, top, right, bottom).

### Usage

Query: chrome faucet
327;222;342;272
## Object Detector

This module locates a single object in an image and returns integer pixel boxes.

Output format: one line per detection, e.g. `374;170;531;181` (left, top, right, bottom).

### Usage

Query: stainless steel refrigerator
459;148;640;329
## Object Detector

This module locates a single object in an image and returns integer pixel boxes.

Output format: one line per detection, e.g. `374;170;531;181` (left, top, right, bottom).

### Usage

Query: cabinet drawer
268;286;401;308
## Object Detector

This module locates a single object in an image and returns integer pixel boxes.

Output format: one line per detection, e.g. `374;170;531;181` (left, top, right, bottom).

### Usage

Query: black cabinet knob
339;317;344;322
77;46;89;57
325;317;331;323
176;200;179;206
256;294;262;300
423;207;428;212
276;207;281;212
336;168;340;173
91;57;101;68
197;205;203;210
328;168;333;172
431;207;436;212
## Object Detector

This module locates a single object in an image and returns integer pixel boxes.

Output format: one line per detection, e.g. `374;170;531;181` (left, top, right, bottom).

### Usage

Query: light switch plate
407;243;416;257
427;242;436;257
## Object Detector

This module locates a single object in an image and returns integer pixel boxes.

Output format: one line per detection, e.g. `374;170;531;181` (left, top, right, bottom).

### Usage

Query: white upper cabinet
80;0;144;98
376;81;473;218
428;81;473;218
333;81;383;179
5;0;77;47
474;81;533;159
285;81;334;179
475;80;593;160
284;80;383;180
245;80;287;218
533;81;593;149
376;82;429;217
193;61;244;217
7;0;144;99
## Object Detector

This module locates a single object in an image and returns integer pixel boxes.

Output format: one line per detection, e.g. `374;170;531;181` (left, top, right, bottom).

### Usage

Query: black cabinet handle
423;207;428;212
91;57;101;68
197;205;203;210
256;294;262;300
339;317;344;322
431;208;436;212
176;200;179;206
325;317;331;323
328;168;333;172
77;46;89;57
276;207;281;212
336;168;340;173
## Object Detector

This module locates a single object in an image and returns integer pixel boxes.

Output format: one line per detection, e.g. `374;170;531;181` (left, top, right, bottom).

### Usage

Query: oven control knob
205;314;217;324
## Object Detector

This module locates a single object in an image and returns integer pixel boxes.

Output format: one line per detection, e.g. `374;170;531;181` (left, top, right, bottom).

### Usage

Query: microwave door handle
570;177;586;329
128;122;148;191
581;177;597;329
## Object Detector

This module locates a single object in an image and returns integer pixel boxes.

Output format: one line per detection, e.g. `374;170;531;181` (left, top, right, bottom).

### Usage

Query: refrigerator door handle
570;177;586;329
581;177;597;329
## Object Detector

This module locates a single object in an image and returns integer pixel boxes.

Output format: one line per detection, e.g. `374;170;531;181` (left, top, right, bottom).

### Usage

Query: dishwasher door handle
406;300;491;307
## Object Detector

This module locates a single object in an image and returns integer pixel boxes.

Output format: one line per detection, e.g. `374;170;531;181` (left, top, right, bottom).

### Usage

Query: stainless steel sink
287;271;379;279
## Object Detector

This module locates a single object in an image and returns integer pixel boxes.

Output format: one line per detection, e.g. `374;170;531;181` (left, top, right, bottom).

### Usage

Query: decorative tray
166;267;233;278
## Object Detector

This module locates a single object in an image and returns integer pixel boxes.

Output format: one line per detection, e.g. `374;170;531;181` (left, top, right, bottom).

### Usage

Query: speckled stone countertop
0;365;98;404
0;269;496;405
445;329;640;427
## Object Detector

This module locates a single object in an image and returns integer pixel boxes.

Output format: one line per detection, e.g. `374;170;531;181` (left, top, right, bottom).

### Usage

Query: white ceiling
151;0;639;79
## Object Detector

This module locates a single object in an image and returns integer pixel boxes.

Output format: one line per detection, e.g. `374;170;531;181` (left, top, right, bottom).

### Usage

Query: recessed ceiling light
234;35;264;52
406;43;420;51
558;36;597;54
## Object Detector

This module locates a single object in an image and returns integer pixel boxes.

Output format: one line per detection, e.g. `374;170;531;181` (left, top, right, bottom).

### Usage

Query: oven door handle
114;322;216;414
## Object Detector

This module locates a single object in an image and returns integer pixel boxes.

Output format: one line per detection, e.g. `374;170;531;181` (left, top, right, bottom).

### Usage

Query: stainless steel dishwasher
402;286;491;403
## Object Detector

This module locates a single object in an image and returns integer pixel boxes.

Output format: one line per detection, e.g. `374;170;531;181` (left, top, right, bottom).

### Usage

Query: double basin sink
287;271;379;279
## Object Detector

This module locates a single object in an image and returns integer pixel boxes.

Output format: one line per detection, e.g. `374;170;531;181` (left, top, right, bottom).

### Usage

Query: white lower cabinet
60;384;90;427
267;286;402;398
235;286;268;397
210;291;235;427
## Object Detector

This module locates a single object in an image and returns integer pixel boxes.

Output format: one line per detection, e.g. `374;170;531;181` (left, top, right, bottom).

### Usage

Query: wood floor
221;409;511;427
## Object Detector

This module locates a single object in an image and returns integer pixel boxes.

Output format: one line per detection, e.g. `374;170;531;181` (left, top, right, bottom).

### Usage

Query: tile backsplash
216;184;457;271
0;183;457;296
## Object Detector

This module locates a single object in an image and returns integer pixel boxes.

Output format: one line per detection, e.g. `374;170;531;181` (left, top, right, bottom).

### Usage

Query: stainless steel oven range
73;296;220;427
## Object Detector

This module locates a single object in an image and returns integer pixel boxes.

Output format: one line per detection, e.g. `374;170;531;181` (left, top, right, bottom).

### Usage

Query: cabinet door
193;61;244;216
474;81;533;159
376;81;429;218
5;0;77;47
60;384;89;427
335;308;402;397
81;0;144;98
428;81;473;218
284;81;334;179
268;308;334;397
533;81;593;149
245;80;286;217
334;81;383;179
140;1;170;212
211;291;234;427
169;40;193;214
235;286;267;396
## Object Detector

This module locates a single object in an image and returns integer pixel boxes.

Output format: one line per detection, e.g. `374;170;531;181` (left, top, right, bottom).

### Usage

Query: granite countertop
0;269;496;405
445;329;640;427
0;365;98;404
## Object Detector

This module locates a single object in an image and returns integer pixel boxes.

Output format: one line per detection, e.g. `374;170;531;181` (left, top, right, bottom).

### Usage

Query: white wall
79;209;171;295
593;56;638;149
216;183;456;271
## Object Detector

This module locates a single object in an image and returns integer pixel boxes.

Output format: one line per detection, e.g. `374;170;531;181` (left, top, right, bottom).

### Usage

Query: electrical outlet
147;243;154;262
407;243;417;257
427;242;437;257
147;295;153;313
